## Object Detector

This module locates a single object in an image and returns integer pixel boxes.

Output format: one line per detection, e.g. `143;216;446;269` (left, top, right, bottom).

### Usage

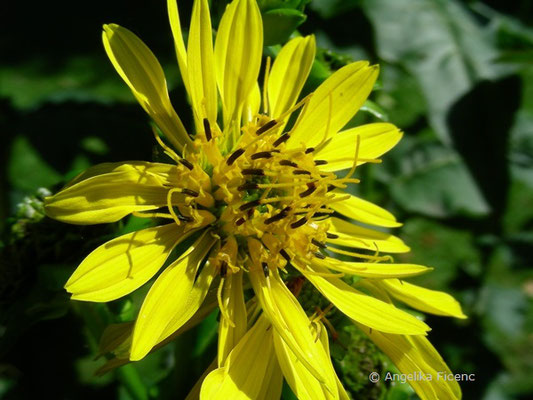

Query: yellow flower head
45;0;466;398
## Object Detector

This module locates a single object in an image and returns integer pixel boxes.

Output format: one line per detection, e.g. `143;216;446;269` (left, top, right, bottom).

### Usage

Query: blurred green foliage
1;0;532;399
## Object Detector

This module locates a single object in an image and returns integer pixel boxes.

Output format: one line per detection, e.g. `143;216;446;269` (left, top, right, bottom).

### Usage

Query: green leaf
379;135;490;218
362;0;505;144
8;136;62;192
262;8;307;45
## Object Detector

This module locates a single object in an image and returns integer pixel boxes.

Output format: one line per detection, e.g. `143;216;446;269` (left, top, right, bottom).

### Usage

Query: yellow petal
130;232;216;360
379;279;467;319
273;322;339;400
324;260;432;279
325;217;409;253
268;35;316;118
218;271;247;366
102;24;192;151
200;315;281;400
215;0;263;125
288;62;379;148
329;193;401;228
316;322;350;400
243;83;261;124
65;223;187;301
248;263;334;388
357;324;461;399
167;0;189;93
188;0;217;125
302;266;430;335
45;163;175;224
315;123;402;171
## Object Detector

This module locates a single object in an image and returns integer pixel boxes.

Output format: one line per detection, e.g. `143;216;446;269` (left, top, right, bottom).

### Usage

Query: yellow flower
45;0;466;398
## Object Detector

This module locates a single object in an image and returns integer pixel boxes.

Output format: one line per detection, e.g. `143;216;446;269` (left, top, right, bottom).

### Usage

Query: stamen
312;239;327;249
238;182;259;191
179;159;194;170
241;168;265;176
239;199;261;211
152;127;180;163
256;119;277;135
305;147;315;154
226;148;245;165
299;183;317;198
314;160;328;166
273;133;290;147
251;151;272;160
293;169;311;175
290;217;307;229
314;252;326;259
326;232;339;239
279;160;298;167
181;188;199;197
264;207;291;225
203;118;212;141
235;217;246;226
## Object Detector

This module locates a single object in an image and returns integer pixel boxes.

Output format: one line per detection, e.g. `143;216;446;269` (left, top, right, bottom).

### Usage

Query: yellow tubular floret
102;24;193;151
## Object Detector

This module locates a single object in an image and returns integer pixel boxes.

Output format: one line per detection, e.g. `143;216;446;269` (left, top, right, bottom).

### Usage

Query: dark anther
305;147;315;154
290;217;307;229
312;238;327;249
220;261;228;278
239;199;261;211
299;182;316;198
235;217;246;226
326;232;339;239
238;182;259;191
264;207;291;225
314;160;328;166
279;249;291;262
256;119;277;135
273;133;290;147
203;118;212;141
369;328;373;334
247;208;254;218
314;251;326;259
327;184;337;192
251;151;272;160
293;169;311;175
241;168;264;176
262;262;270;277
279;160;298;167
227;148;245;165
181;188;199;197
179;159;194;170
